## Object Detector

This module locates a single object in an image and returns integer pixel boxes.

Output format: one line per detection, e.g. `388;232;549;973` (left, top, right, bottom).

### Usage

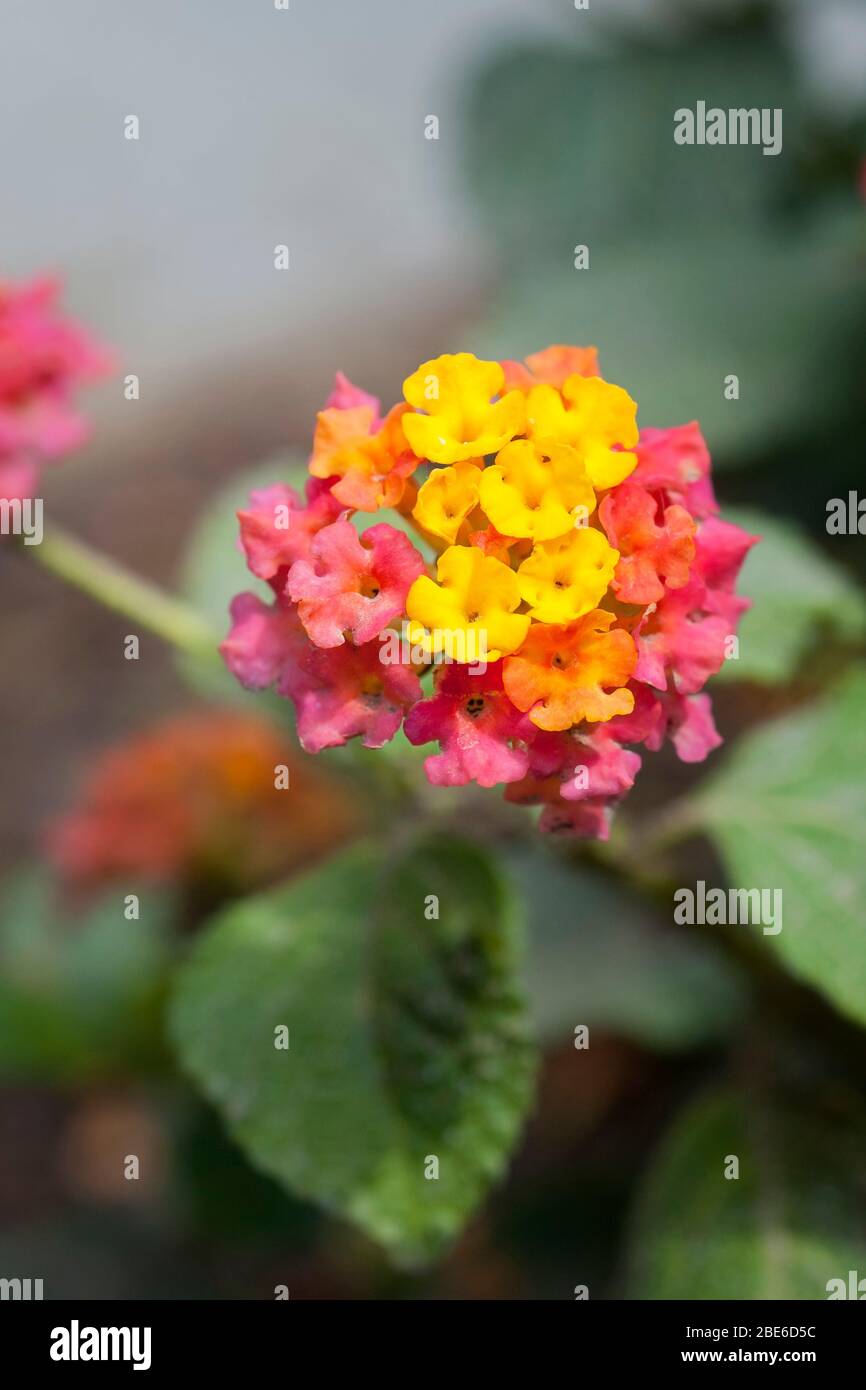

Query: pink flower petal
0;275;112;464
220;592;310;691
0;453;39;502
559;730;642;801
600;481;695;605
238;477;342;583
693;515;759;591
325;370;381;423
631;423;717;519
404;661;530;787
539;798;613;840
288;518;425;648
285;638;421;753
667;691;722;763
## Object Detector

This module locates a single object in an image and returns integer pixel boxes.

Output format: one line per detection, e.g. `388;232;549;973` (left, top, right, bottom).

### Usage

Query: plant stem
23;524;220;661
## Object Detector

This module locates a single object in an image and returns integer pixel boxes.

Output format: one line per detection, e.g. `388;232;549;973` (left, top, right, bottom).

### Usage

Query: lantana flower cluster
222;346;756;839
0;275;111;502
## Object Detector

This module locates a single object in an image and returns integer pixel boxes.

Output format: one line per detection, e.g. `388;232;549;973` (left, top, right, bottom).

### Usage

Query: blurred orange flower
47;710;358;894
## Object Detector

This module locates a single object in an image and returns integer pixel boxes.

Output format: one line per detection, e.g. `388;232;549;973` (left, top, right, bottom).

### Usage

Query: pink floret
631;423;717;520
238;477;342;584
0;275;112;498
288;518;424;648
404;661;530;788
324;371;381;424
283;639;421;753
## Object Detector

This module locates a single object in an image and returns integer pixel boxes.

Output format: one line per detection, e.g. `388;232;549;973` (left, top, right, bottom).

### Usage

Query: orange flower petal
503;610;636;730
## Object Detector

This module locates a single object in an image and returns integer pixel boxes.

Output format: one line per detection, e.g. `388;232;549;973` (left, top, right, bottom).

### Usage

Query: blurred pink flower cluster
0;275;111;501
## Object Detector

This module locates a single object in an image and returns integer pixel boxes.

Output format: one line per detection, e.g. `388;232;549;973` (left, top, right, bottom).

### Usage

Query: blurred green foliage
630;1087;866;1298
692;666;866;1027
462;14;866;470
0;872;173;1081
511;841;749;1051
716;508;866;684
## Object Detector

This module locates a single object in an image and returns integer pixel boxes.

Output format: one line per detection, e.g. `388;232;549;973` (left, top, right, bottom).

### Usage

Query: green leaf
716;508;866;683
0;871;174;1080
629;1088;866;1299
510;844;747;1051
690;667;866;1026
169;833;537;1266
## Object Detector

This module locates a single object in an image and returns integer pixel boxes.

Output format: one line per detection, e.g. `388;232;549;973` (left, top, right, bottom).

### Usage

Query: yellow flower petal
526;376;638;488
478;440;596;542
402;352;526;465
583;441;637;490
517;526;619;623
562;374;639;447
412;459;483;544
405;544;529;662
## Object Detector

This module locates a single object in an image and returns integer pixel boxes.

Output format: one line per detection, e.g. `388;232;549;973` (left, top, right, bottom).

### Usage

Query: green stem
23;524;220;660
